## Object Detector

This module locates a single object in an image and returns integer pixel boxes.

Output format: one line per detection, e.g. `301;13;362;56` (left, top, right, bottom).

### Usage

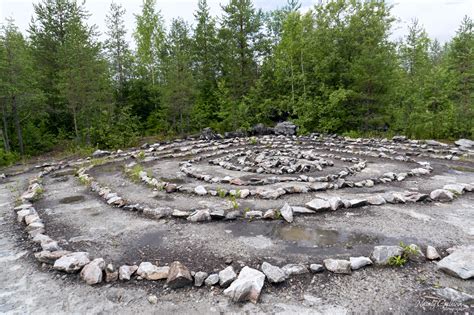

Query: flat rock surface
1;135;474;314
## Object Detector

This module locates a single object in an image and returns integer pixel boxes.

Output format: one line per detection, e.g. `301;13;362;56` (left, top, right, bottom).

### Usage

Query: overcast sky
0;0;472;45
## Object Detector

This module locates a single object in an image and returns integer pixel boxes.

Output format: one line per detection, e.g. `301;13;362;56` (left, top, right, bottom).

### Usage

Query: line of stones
15;172;472;303
208;149;337;175
76;161;473;224
309;135;471;161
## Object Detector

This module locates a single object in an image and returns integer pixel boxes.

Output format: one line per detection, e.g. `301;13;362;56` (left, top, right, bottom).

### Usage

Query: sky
0;0;473;45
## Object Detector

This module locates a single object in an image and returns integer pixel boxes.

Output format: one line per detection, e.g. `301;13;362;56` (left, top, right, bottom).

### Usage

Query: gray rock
274;121;297;136
443;184;465;195
147;295;158;304
323;259;351;274
35;250;71;264
367;195;386;205
171;210;190;218
437;248;474;279
309;264;324;273
200;127;222;140
328;197;343;211
210;209;225;220
80;258;105;285
224;266;266;304
53;252;90;273
194;271;208;287
350;257;373;270
305;198;330;211
292;206;316;214
280;203;293;223
433;287;474;304
205;273;219;286
166;261;192;289
257;188;285;199
309;182;329;191
194;185;207;195
430;189;454;201
219;266;237;287
348;199;367;208
261;262;286;283
370;246;403;265
245;210;263;219
407;244;425;262
426;245;441;260
263;209;276;219
92;150;110;158
119;265;138;281
187;209;211;222
137;262;169;280
225;210;241;220
282;264;309;276
105;264;118;282
454;138;474;148
41;240;60;252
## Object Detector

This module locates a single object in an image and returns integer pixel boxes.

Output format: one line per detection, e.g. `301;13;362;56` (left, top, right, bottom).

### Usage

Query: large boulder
370;246;403;265
223;266;266;304
166;261;193;289
200;127;222;140
250;123;273;136
437;247;474;279
274;121;297;136
80;258;105;285
53;252;90;273
137;262;169;280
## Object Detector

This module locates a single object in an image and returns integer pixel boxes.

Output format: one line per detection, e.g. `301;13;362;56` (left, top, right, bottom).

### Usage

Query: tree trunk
1;99;11;152
11;95;24;155
73;107;79;142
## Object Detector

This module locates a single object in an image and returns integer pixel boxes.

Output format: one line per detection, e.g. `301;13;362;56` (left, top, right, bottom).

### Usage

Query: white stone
223;266;266;304
137;262;169;280
280;203;293;223
119;265;138;280
261;262;286;283
323;259;351;274
80;258;105;285
53;252;90;273
426;246;441;260
219;266;237;287
305;198;330;211
349;257;373;270
194;185;207;195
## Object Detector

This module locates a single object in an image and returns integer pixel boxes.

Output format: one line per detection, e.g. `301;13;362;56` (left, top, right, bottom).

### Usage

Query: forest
0;0;472;166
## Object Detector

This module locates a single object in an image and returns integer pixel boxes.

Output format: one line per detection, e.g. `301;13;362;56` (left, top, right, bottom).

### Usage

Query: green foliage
217;187;227;198
388;242;420;267
388;255;407;267
127;164;145;182
0;0;471;162
0;149;19;167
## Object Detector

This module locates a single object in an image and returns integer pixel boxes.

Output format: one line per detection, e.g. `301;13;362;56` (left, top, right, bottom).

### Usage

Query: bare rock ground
1;135;473;314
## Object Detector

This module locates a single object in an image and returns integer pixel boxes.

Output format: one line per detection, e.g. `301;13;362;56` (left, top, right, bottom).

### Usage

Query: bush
0;149;19;167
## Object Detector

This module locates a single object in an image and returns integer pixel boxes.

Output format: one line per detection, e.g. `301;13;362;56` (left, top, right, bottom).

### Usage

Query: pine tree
161;18;195;135
105;2;132;104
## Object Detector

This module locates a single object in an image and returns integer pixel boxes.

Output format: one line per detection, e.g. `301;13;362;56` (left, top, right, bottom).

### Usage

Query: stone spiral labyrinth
3;133;474;307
